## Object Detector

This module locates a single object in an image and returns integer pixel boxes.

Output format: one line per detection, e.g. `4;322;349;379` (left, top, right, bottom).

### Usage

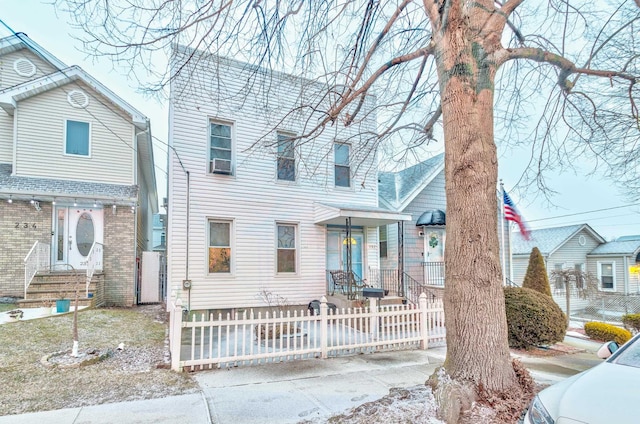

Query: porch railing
422;261;445;287
86;242;104;297
403;272;440;305
367;268;402;297
24;241;50;297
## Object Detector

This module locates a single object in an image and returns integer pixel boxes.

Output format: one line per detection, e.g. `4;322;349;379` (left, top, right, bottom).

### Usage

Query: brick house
0;33;158;306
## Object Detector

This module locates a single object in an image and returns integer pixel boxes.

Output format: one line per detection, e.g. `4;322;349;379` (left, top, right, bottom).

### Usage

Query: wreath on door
429;232;439;248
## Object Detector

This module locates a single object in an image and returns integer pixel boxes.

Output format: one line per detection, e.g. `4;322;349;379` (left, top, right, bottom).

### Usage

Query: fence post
320;295;328;359
171;297;183;371
419;293;428;350
370;297;379;341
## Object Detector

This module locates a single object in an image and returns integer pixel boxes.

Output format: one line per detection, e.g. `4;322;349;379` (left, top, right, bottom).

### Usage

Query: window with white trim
277;132;295;181
208;220;231;273
65;120;90;156
276;223;297;273
209;121;233;175
598;262;615;290
334;142;350;187
379;226;388;258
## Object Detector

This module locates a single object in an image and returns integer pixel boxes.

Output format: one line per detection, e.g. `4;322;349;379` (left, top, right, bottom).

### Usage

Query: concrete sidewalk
0;336;604;424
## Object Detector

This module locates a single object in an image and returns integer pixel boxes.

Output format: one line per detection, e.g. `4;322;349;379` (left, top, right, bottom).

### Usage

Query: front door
53;206;104;270
326;230;364;278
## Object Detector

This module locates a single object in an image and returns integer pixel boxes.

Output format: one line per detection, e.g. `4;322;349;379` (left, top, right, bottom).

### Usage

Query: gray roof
589;240;640;256
511;224;603;256
0;164;138;202
378;153;444;210
616;235;640;242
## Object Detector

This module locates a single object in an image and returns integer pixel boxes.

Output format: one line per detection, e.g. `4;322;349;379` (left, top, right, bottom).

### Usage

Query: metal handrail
24;241;50;297
421;261;445;287
85;242;104;297
402;271;439;305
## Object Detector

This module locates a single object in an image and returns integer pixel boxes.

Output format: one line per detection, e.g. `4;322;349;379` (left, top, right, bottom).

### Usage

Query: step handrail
24;241;50;297
85;242;104;297
402;271;439;305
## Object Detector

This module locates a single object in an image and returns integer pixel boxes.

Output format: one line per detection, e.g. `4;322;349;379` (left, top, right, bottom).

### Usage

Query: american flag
503;189;530;240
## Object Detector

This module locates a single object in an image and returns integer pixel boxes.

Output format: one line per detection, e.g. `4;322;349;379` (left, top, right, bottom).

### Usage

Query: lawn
0;305;197;416
0;303;16;313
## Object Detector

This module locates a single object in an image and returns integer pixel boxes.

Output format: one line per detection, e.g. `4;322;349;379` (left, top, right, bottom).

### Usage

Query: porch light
112;204;117;215
7;195;12;204
30;196;35;204
131;205;135;213
52;198;56;205
93;200;98;208
73;199;77;207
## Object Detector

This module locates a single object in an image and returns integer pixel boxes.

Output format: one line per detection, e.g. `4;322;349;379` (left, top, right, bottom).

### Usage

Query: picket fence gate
169;293;445;371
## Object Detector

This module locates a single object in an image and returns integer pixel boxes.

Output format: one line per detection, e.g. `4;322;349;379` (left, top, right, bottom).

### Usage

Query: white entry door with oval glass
53;206;104;270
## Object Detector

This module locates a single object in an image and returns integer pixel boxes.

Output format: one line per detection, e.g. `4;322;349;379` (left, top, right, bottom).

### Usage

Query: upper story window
208;220;232;273
277;223;297;273
598;262;615;291
379;226;388;258
334;142;350;187
277;132;295;181
210;121;233;175
65;120;90;156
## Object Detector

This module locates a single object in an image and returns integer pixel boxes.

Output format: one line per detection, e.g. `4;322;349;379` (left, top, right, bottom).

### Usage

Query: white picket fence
169;293;445;371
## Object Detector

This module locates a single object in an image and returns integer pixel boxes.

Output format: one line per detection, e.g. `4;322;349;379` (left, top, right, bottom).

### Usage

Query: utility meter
182;280;192;290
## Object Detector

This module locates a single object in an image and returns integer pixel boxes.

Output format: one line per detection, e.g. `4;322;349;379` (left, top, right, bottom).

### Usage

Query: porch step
17;297;94;308
25;272;103;302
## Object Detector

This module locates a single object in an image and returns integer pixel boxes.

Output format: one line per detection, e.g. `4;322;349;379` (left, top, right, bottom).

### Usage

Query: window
334;142;350;187
575;263;584;289
277;132;295;181
379;226;388;258
65;120;90;156
277;224;297;273
208;221;231;273
598;262;615;290
210;122;233;174
554;263;564;290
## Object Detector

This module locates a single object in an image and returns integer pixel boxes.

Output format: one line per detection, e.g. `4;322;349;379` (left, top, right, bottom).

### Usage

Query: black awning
416;209;446;226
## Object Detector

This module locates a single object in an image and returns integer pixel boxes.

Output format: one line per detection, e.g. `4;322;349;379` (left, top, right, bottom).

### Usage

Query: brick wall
0;201;53;297
103;207;137;306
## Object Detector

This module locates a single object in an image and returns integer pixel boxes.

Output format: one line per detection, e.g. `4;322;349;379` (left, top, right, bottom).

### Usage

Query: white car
525;333;640;423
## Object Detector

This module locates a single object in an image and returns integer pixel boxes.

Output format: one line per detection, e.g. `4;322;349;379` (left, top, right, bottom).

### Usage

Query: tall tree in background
55;0;640;417
522;247;552;297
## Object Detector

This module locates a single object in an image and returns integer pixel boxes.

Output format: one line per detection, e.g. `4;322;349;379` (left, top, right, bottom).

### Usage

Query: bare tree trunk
435;23;517;394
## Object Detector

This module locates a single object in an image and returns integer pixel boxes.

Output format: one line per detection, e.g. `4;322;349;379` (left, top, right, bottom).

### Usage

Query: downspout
624;256;629;295
186;170;190;311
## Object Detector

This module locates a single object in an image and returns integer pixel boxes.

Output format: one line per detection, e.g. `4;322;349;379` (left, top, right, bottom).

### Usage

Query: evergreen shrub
522;247;552;296
504;287;566;349
622;313;640;334
584;322;632;345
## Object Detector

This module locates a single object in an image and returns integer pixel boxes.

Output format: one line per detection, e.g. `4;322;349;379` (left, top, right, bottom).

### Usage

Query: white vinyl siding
0;49;57;89
168;53;378;309
0;111;12;163
15;83;134;184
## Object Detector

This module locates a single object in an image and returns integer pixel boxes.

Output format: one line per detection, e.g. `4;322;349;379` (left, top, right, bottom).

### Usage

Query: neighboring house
0;33;158;306
511;224;640;312
376;154;512;293
168;48;410;312
152;213;166;253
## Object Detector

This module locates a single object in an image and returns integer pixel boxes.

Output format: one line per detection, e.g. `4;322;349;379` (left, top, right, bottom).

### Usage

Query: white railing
24;241;50;297
169;294;445;372
85;242;104;297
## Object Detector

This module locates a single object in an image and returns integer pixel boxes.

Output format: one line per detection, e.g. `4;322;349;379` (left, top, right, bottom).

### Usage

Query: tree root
427;359;537;423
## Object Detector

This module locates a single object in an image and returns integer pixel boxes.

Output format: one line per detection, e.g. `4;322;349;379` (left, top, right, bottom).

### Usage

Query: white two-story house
0;33;158;306
168;47;410;312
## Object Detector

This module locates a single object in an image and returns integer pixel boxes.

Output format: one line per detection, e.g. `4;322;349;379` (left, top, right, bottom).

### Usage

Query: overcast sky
2;1;638;240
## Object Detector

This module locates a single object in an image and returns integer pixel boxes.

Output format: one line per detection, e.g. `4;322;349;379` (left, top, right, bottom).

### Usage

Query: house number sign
15;222;37;229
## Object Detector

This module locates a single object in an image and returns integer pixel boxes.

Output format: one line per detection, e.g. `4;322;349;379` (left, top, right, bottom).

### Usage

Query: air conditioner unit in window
211;158;232;175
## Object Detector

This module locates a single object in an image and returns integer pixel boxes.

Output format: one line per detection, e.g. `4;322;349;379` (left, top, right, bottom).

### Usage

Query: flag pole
500;180;506;286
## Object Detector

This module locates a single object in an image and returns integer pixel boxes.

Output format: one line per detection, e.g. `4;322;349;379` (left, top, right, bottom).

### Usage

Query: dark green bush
522;247;552;297
584;322;631;345
504;287;566;349
622;314;640;334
